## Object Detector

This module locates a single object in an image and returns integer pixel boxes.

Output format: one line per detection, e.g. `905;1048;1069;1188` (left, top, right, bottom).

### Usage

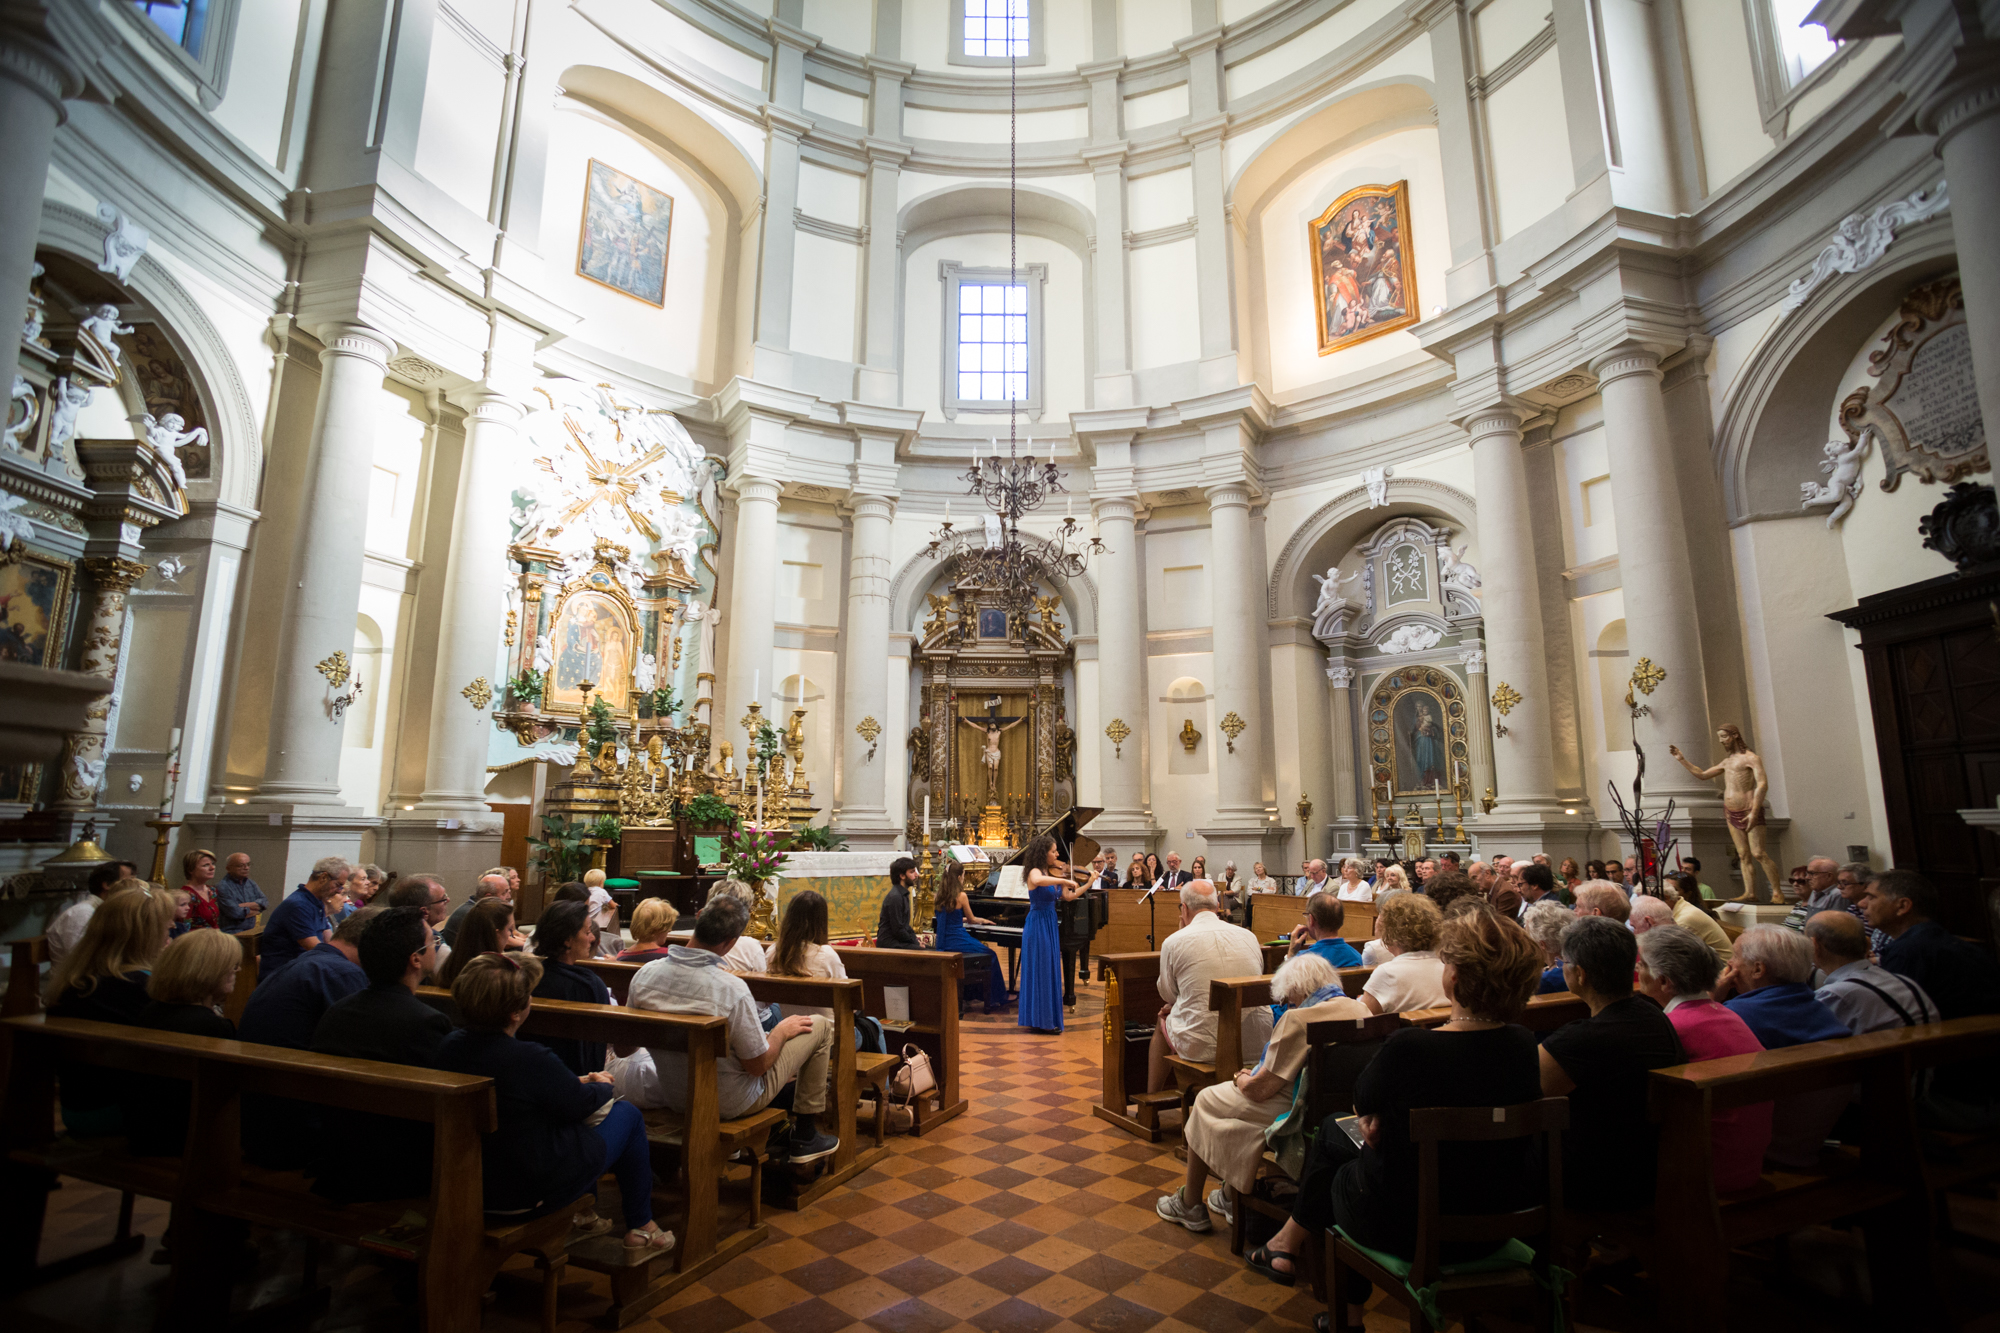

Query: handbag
889;1042;936;1104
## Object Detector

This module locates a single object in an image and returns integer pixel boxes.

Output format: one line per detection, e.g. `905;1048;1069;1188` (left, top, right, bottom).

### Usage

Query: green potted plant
786;824;848;852
508;668;546;710
643;685;681;721
582;694;618;748
681;791;738;832
526;813;590;884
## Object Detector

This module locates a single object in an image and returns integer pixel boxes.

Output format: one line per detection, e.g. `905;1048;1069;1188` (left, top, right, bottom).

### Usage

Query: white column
1092;495;1148;832
751;115;807;381
0;29;78;348
724;476;782;736
1592;345;1713;799
1325;660;1357;822
1925;78;2000;441
1206;482;1264;825
1086;147;1133;408
413;390;524;813
254;324;397;806
836;494;897;839
1465;407;1562;813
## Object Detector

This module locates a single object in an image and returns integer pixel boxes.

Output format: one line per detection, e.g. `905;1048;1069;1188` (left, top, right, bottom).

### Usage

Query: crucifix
957;696;1026;805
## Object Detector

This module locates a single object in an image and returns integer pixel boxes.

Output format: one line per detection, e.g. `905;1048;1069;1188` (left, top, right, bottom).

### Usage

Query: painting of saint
0;554;69;666
577;159;673;306
1393;690;1449;792
978;608;1008;639
549;592;633;708
1310;181;1419;356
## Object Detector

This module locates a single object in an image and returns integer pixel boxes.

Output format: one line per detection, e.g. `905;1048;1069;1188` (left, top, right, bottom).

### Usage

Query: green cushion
605;879;641;890
1334;1229;1536;1280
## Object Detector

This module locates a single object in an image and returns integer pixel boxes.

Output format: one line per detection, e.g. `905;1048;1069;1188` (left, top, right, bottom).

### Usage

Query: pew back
832;946;967;1134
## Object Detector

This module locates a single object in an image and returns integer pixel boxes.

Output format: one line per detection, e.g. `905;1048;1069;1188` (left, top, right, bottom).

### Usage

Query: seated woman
1636;924;1771;1192
1358;888;1403;966
1121;854;1149;889
1230;911;1546;1315
1521;899;1572;993
437;952;673;1251
766;889;854;1022
129;927;243;1155
616;898;677;962
1155;955;1367;1237
529;900;614;1076
1334;859;1375;903
44;883;177;1135
1359;892;1448;1015
929;860;1007;1013
441;897;530;986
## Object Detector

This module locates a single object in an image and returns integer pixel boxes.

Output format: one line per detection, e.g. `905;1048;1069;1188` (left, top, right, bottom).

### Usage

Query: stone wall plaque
1839;275;1988;491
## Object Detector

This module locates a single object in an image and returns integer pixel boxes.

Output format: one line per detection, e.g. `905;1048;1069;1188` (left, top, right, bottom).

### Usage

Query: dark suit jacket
309;983;453;1201
877;881;921;949
1160;870;1194;889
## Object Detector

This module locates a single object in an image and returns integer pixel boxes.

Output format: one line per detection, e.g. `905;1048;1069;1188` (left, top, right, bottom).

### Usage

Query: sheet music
993;865;1029;898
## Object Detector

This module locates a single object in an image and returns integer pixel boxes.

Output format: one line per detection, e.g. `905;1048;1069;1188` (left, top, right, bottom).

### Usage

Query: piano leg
1061;946;1077;1007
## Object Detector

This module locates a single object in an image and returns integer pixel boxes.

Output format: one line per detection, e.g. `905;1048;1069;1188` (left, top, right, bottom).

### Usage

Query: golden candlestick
144;817;180;884
916;832;936;932
1433;788;1445;840
1452;780;1466;842
1296;792;1314;863
1368;782;1381;844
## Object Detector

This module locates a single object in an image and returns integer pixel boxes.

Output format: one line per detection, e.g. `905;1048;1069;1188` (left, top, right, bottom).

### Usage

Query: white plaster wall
1144;525;1214;630
1120;0;1194;57
772;651;838;817
802;0;874;54
414;19;507;216
1125;83;1190;130
903;104;1090;143
775;519;846;629
900;231;1088;421
791;232;863;364
798;162;865;226
1129;239;1203;371
1128;167;1195;232
802;79;869;127
1680;0;1768;190
1148;651;1219;859
1225;0;1405;101
210;0;310;169
1474;0;1550;71
1483;50;1573;239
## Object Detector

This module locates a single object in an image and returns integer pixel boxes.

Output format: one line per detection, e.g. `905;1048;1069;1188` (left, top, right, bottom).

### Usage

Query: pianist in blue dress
1019;834;1084;1034
931;858;1008;1013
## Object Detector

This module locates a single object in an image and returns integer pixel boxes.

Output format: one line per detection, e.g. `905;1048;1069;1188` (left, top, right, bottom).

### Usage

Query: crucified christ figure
1670;723;1784;902
959;711;1026;805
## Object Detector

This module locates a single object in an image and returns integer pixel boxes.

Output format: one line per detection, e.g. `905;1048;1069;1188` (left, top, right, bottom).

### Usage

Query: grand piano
964;807;1110;1008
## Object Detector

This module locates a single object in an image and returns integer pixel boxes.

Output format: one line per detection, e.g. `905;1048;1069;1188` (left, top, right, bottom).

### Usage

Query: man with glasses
1780;857;1844;931
386;873;453;976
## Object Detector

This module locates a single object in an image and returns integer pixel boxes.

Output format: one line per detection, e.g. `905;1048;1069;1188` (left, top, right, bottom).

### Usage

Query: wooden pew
1093;952;1170;1139
1646;1015;2000;1328
4;936;48;1018
0;1013;548;1332
833;946;968;1135
1400;991;1590;1033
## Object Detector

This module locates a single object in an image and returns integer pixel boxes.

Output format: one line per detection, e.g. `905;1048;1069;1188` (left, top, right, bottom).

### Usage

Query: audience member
1780;857;1845;930
1863;869;2000;1126
1158;954;1367;1243
1629;895;1675;936
1487;867;1523;918
385;874;453;976
1360;893;1448;1015
1602;862;1627;889
439;897;529;987
45;861;141;964
1681;856;1718;903
1538;916;1685;1210
1833;862;1890;956
128;928;242;1154
1333;859;1373;902
443;870;511;947
1719;925;1852;1166
521;898;615;1076
178;848;222;932
1572;881;1631;924
1284;891;1365;974
1517;863;1558;912
238;905;378;1049
1521;899;1572;993
260;856;351;978
214;852;268;933
309;906;453;1200
766;889;859;1026
1159;853;1193;890
1238;911;1545;1313
626;895;840;1163
166;885;197;938
1656;881;1730;958
1635;926;1771;1192
1244;861;1278;892
1376;863;1411;895
618;898;678;962
1149;881;1272;1092
437;952;674;1251
1419;870;1479;917
581;868;622;955
1556;858;1582;896
1805;911;1935;1034
876;857;923;949
44;885;177;1134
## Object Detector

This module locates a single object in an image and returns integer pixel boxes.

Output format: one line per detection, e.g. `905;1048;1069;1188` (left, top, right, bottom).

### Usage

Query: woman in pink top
1637;925;1772;1192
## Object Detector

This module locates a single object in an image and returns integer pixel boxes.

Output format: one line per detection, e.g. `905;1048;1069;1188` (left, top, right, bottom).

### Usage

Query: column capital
1178;114;1229;149
315;322;396;370
843;493;897;522
1458;403;1527;443
1204;480;1252;510
445;385;528;425
1091;493;1139;523
1325;660;1356;688
1915;45;2000;146
1587;343;1663;388
862;54;916;81
762;105;815;140
728;474;783;506
862;137;912;167
1082;142;1130;170
0;29;83;117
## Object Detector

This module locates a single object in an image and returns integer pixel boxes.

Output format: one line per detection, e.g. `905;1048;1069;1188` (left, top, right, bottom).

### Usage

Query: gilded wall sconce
1105;717;1131;759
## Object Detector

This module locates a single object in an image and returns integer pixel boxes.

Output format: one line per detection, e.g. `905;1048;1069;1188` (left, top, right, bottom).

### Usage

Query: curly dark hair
1435;910;1542;1021
1422;870;1479;915
1022;834;1059;875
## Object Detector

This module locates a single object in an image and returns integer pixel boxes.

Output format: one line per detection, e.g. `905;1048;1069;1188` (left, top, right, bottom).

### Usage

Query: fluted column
1465;408;1562;813
254;324;397;806
49;557;148;812
836;494;897;840
724;475;782;737
1092;495;1148;832
1592;346;1713;800
0;29;80;357
1922;70;2000;440
413;390;524;813
1206;482;1264;825
1325;660;1357;823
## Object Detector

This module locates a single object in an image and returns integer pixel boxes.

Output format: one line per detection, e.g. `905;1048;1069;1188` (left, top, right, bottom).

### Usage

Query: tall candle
752;669;760;707
923;795;930;838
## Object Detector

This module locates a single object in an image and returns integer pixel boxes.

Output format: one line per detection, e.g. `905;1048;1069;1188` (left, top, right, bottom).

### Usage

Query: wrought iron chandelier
923;20;1104;614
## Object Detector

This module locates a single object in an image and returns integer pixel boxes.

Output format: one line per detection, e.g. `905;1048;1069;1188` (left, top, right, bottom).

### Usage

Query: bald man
1628;895;1675;934
1806;910;1936;1034
1781;857;1845;930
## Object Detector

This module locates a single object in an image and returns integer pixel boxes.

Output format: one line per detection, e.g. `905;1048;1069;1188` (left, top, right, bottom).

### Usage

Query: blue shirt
237;945;367;1049
215;874;269;932
1880;920;2000;1021
1726;982;1852;1049
1537;963;1569;994
261;886;333;978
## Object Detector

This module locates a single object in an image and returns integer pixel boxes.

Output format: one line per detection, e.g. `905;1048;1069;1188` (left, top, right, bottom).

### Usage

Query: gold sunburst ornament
462;677;494;710
1219;711;1247;753
854;717;882;743
1630;657;1667;696
315;651;351;688
1105;717;1131;758
1490;682;1522;716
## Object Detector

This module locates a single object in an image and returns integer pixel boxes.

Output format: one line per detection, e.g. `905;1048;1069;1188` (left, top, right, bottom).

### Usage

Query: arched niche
1226;79;1440;216
1267;476;1479;621
556;66;763;216
1713;220;1959;524
898;183;1096;264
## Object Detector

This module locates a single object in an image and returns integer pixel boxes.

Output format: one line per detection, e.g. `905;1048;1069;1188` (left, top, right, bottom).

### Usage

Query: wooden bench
833;946;967;1135
0;1013;587;1332
3;929;261;1022
1092;952;1175;1139
1645;1014;2000;1327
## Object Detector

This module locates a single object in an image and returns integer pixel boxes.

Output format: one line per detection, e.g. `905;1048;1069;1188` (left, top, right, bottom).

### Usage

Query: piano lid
1002;807;1103;872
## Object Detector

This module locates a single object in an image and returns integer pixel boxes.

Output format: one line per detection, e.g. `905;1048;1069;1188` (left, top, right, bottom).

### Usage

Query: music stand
1139;883;1163;950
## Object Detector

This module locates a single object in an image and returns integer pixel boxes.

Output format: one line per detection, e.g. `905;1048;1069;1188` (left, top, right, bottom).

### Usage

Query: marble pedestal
1196;826;1291;881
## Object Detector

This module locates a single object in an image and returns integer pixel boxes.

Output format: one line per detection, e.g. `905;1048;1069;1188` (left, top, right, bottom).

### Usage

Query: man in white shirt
1806;910;1936;1033
625;896;839;1163
1147;881;1271;1092
45;861;138;965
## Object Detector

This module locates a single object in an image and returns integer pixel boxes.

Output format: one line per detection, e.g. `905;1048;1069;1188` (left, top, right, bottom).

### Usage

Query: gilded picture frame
576;158;674;307
1368;668;1469;798
1310;181;1419;356
0;545;74;668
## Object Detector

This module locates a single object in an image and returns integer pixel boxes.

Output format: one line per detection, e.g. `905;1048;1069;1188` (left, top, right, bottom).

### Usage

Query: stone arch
898;183;1096;265
1225;78;1441;214
886;542;1100;641
1712;217;1958;524
1266;477;1479;620
38;201;263;512
556;66;763;215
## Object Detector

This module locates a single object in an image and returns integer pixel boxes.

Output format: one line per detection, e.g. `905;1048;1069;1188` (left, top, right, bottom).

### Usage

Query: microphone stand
1140;883;1161;950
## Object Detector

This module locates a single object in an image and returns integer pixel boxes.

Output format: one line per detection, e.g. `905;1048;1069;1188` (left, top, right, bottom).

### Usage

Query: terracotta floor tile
1068;1293;1163;1333
922;1274;1014;1320
1101;1230;1196;1270
1017;1271;1103;1319
823;1274;910;1320
1013;1200;1087;1234
930;1176;998;1205
965;1188;1039;1219
728;1274;814;1319
1010;1176;1075;1205
878;1254;961;1296
923;1235;1006;1275
966;1218;1044;1253
787;1255;871;1294
1175;1289;1269;1328
930;1205;1002;1237
1013;1233;1095;1275
1060;1252;1152;1294
803;1219;884;1254
863;1296;961;1333
966;1254;1053;1296
653;1294;754;1333
753;1296;858;1333
751;1235;824;1272
1117;1269;1204;1315
841;1236;918;1275
963;1295;1065;1333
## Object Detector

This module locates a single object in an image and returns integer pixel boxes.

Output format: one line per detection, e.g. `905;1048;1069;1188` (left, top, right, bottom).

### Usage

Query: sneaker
1155;1187;1212;1233
787;1128;839;1164
1206;1187;1235;1225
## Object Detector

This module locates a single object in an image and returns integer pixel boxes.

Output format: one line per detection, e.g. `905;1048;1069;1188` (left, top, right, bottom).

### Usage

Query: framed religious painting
576;159;674;306
1310;181;1419;356
0;547;73;667
545;582;638;714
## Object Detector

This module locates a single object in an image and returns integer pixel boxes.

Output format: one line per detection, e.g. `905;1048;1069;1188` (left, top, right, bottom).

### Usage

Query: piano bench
958;952;997;1014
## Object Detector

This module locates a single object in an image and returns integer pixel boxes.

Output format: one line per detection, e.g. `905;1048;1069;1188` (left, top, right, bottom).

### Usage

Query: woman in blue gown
931;859;1009;1013
1018;834;1084;1033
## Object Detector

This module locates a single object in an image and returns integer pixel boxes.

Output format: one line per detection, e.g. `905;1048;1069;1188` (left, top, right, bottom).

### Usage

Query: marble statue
0;492;32;552
684;598;719;689
1311;566;1359;617
97;202;149;284
6;376;34;451
1669;724;1785;902
532;634;554;672
1363;465;1394;508
154;555;188;587
136;411;203;491
23;263;43;342
634;651;658;693
79;305;134;363
1437;542;1482;591
1800;431;1873;527
47;376;91;449
1378;624;1443;654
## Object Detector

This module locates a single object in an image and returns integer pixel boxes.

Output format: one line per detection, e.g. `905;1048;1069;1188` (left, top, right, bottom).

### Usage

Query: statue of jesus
1670;724;1784;902
959;712;1026;804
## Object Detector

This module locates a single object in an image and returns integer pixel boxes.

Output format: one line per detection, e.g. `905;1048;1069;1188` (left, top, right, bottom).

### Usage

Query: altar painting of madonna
1310;181;1419;356
1393;689;1450;793
548;591;634;711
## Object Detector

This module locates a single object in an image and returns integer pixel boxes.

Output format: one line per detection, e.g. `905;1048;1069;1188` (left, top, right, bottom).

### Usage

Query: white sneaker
1155;1187;1213;1233
1206;1187;1235;1225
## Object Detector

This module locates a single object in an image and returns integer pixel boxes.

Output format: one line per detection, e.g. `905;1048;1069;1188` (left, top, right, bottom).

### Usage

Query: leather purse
890;1042;936;1103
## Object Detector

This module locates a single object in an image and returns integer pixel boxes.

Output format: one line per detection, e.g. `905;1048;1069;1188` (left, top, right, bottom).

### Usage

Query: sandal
623;1225;675;1251
570;1212;615;1238
1247;1243;1299;1287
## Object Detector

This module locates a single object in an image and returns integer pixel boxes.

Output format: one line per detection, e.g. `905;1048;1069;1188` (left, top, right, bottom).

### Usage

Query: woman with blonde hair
1359;891;1447;1015
129;927;244;1154
616;897;677;962
44;883;177;1134
179;848;221;931
1376;863;1412;894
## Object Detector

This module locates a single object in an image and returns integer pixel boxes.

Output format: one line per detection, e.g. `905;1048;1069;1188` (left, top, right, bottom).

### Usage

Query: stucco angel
79;304;134;363
1437;542;1482;592
1310;566;1359;618
135;411;202;491
1800;430;1872;528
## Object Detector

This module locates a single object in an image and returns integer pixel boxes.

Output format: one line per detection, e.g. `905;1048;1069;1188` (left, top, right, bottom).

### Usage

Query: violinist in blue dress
931;857;1009;1013
1018;834;1085;1034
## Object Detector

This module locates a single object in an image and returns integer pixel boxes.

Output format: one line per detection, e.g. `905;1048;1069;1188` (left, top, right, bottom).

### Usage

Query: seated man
442;870;509;948
1720;925;1853;1167
875;857;923;950
1661;880;1732;960
627;896;840;1164
308;906;454;1199
261;856;351;979
1539;917;1685;1212
1148;881;1272;1093
1285;892;1364;971
238;904;378;1049
1805;910;1936;1034
1571;881;1631;924
1863;869;2000;1128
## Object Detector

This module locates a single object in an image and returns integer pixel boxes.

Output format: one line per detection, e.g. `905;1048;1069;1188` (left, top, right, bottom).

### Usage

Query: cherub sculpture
1311;566;1359;618
97;203;149;284
1437;542;1482;591
136;411;203;491
79;305;134;364
922;591;951;639
1800;430;1872;528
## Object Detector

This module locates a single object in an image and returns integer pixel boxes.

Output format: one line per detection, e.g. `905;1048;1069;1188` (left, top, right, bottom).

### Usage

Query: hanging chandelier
923;18;1104;614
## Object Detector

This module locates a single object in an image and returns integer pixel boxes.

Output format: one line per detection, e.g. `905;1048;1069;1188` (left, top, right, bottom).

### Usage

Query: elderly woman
1358;887;1404;966
1636;924;1771;1192
1521;898;1572;993
1334;859;1375;903
616;898;678;963
1360;892;1447;1015
1153;954;1368;1235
